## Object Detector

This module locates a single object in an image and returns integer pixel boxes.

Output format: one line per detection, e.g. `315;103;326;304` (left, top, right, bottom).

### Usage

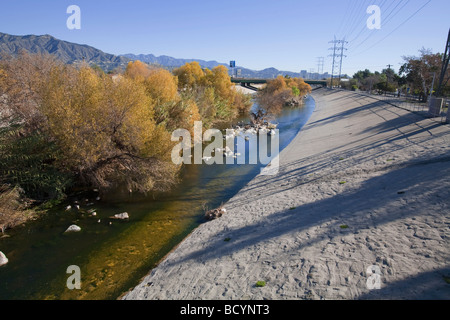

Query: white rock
0;251;8;266
64;225;81;233
113;212;129;220
245;128;257;135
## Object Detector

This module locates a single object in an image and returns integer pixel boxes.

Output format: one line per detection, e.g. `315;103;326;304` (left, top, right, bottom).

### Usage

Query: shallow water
0;97;315;300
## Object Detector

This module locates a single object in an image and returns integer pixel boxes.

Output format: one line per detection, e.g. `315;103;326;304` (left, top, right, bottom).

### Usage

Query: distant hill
0;32;129;71
123;53;302;79
122;53;227;70
0;32;302;78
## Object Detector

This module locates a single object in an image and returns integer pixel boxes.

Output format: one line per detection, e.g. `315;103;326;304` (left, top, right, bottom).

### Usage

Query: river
0;97;315;300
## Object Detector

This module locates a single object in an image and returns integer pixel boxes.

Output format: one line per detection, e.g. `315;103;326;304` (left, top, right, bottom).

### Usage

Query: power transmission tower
317;57;324;78
329;37;348;87
437;28;450;96
309;68;315;79
337;39;348;83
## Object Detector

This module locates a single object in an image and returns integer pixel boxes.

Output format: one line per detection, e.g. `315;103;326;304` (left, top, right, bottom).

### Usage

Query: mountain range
0;32;129;71
0;32;301;78
122;53;302;78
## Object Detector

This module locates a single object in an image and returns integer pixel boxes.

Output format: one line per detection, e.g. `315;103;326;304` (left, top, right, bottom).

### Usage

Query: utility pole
329;37;348;88
385;64;392;95
437;28;450;96
429;72;436;101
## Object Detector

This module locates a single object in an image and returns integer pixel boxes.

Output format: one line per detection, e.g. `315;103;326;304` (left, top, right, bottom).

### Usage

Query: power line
353;0;431;56
348;0;410;52
336;0;356;38
339;0;364;40
381;0;409;25
347;0;397;45
343;0;372;41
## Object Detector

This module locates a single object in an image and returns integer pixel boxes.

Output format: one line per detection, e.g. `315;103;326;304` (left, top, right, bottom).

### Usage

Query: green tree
400;48;446;101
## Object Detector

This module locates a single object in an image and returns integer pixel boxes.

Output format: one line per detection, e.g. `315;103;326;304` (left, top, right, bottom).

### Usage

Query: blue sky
0;0;448;76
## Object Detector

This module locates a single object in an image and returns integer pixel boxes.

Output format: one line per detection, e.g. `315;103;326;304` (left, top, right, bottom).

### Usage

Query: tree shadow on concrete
227;107;449;207
168;159;450;270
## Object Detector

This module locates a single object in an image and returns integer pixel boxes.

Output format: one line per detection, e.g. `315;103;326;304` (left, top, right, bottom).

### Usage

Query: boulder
64;224;81;233
112;212;129;220
205;208;227;221
0;251;8;266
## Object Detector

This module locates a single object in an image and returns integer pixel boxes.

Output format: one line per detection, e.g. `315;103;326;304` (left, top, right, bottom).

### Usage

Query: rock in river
112;212;129;220
65;225;81;233
0;251;9;266
205;208;227;221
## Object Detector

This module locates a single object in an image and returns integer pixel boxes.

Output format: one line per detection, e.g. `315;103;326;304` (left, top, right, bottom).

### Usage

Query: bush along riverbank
0;52;311;236
0;53;255;234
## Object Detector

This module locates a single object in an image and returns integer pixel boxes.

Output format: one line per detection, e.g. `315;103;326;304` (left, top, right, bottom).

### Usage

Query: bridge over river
231;78;327;91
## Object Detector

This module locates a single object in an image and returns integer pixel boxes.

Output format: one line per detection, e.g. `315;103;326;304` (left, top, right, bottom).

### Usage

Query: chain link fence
351;91;449;124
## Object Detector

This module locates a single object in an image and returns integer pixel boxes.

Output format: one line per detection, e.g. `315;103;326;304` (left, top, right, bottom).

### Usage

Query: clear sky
0;0;448;76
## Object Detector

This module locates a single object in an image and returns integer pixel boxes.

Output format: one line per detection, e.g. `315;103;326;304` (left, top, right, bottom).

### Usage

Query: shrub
255;281;266;287
0;184;35;233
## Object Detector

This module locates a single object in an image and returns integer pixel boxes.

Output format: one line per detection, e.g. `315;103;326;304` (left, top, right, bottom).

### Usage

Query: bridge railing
230;78;327;86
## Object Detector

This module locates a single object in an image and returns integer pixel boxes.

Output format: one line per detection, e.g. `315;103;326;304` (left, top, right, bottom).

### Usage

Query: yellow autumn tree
174;62;252;127
173;61;205;90
125;60;153;81
207;65;252;116
256;76;311;122
144;68;179;104
41;65;179;193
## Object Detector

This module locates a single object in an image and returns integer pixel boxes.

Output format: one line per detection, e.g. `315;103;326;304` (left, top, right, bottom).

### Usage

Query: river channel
0;97;315;299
